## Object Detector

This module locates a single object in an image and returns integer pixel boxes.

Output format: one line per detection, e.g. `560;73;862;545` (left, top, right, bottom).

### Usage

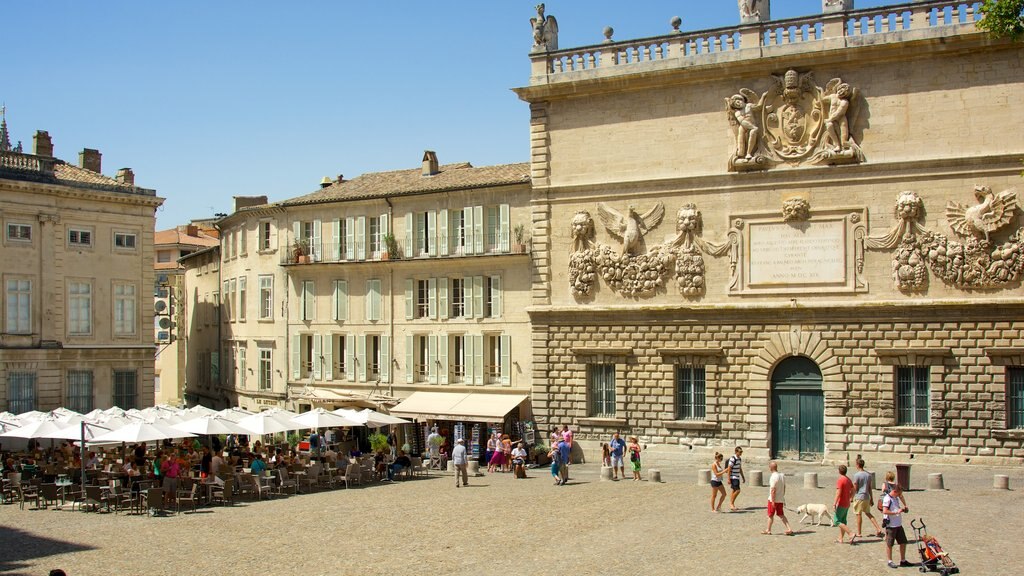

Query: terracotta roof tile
154;228;220;247
284;162;530;206
53;162;132;189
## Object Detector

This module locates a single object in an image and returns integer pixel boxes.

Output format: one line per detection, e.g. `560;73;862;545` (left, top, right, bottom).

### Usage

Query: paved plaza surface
2;456;1022;576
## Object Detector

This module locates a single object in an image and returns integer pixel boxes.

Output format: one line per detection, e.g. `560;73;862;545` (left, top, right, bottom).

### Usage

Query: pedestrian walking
627;436;642;481
609;432;626;480
882;483;914;568
710;452;727;512
558;436;571;484
725;446;746;510
834;464;857;544
762;461;794;535
452;438;469;488
548;441;563;485
852;457;884;538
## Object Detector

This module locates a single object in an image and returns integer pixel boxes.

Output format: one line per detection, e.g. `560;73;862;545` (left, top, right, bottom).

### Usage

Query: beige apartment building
153;223;219;407
515;0;1024;464
0;122;162;413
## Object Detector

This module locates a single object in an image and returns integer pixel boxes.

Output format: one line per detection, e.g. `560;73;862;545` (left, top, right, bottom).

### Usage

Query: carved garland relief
727;70;865;172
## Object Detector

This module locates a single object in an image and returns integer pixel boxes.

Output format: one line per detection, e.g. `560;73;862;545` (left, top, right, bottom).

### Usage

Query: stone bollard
697;469;711;486
649;469;662;483
804;472;818;489
468;461;480;476
749;470;764;487
600;466;614;481
447;461;454;473
994;474;1010;490
928;473;945;491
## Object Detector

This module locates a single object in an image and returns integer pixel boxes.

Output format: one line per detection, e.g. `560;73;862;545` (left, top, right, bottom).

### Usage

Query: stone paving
1;456;1021;576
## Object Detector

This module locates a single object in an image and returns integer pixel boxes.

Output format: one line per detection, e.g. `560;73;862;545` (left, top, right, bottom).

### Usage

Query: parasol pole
80;420;87;488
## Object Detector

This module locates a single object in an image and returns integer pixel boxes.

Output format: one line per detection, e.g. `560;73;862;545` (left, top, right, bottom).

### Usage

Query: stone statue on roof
530;4;559;52
738;0;769;24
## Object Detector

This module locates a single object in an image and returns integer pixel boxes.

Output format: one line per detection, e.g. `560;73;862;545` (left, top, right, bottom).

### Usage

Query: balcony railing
0;150;56;176
280;238;524;265
533;1;982;81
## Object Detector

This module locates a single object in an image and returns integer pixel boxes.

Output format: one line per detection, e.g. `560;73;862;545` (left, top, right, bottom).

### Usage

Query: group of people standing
600;432;643;481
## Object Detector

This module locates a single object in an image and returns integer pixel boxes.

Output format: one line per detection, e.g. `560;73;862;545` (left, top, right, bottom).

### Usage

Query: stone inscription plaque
748;220;846;285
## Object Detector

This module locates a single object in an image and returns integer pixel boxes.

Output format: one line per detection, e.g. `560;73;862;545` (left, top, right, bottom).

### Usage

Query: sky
3;0;896;230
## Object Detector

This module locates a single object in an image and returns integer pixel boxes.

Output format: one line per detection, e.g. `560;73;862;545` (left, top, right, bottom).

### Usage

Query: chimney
33;130;53;157
422;150;439;176
185;224;199;237
233;196;269;211
79;148;101;173
115;167;135;186
320;176;332;189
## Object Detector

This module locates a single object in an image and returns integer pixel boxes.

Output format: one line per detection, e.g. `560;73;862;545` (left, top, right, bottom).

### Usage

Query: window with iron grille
113;370;138;409
1008;367;1024;430
896;366;930;426
8;372;36;413
588;364;616;417
67;370;94;413
676;366;706;420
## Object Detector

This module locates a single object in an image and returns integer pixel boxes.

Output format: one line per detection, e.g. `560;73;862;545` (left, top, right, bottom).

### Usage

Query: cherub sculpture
946;186;1019;240
597;202;665;256
530;4;558;52
727;89;763;161
821;79;857;153
570;210;596;253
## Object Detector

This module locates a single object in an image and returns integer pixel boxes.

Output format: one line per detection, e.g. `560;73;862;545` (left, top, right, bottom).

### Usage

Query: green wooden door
771;356;824;460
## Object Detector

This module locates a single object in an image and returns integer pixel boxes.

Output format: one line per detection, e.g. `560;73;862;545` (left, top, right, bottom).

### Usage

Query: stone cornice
571;346;633;356
873;346;954;359
1;177;163;208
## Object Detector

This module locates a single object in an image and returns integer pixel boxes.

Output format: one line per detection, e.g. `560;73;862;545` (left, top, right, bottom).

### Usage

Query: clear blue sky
3;0;894;229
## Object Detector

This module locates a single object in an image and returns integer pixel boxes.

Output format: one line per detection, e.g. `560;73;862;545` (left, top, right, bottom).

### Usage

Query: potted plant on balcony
292;239;311;264
381;233;400;260
513;223;529;254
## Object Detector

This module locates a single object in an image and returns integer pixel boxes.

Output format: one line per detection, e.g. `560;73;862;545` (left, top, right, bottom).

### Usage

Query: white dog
795;503;833;525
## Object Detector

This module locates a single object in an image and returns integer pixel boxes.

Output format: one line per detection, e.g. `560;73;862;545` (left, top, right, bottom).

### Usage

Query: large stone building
515;0;1024;463
0;119;163;413
185;155;535;435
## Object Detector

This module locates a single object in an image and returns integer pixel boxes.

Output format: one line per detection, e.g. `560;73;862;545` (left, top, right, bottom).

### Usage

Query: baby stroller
910;518;959;575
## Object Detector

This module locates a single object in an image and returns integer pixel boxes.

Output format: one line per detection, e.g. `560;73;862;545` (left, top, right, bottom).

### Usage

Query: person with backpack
725;446;746;510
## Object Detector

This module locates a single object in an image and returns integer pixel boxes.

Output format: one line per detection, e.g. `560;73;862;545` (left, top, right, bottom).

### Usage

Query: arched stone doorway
771;356;824;460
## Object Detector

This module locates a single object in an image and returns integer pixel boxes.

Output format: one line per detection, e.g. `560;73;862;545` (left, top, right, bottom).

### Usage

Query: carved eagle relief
946;186;1018;239
596;202;665;255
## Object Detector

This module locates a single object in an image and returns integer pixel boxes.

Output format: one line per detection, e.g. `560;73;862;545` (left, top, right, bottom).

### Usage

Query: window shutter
303;281;315;321
357;335;367;382
428;335;438;383
438;335;449;385
427;211;437;256
438;277;448;320
463;207;474;255
405;279;414;320
355;216;366;260
428;278;437;319
332;281;339;321
292;221;301;252
499;204;510;252
345;335;356;381
291;333;301;380
312;219;322;261
312;335;323;379
464;336;475;386
345;217;355;260
380;213;389;237
405;335;414;383
380;335;391;383
338;281;348;321
331;219;341;261
464;278;473;318
473;276;484;319
404;215;414;258
473;206;484;254
473;335;484;385
491;276;502;318
323;335;333;381
438;209;449;256
500;335;511;386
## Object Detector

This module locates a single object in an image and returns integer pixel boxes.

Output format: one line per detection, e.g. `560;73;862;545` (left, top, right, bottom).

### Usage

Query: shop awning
389;391;529;422
289;387;396;409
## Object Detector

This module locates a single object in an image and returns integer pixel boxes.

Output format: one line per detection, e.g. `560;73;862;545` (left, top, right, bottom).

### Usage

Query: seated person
250;454;268;476
374;450;387;479
511;442;528;477
387;451;412;481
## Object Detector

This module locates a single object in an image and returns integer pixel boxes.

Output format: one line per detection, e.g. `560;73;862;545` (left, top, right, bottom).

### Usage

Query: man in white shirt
452;438;469;488
882;483;913;568
763;461;793;535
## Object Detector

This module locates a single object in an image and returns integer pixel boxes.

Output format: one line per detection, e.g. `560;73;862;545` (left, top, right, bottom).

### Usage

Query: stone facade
0;127;163;413
516;1;1024;464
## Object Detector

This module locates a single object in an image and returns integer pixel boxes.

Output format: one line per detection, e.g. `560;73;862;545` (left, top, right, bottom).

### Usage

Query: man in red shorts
762;461;793;535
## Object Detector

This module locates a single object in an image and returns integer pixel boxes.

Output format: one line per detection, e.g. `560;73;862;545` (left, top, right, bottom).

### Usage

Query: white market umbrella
91;421;195;444
358;408;411;428
0;420;21;433
172;415;249;436
217;407;255;422
102;406;126;417
236;412;302;435
47;420;112;441
16;410;46;421
290;408;362;430
0;416;69;439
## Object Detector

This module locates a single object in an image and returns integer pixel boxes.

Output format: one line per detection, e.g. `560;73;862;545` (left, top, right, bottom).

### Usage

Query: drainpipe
384;197;395;396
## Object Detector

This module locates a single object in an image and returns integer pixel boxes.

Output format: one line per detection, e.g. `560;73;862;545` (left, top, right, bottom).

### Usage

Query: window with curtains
675;366;706;420
896;366;930;426
7;372;36;413
67;370;94;413
588;364;616;417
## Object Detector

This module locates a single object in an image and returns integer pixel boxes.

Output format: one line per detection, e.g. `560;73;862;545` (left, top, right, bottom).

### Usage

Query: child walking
628;437;642;481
